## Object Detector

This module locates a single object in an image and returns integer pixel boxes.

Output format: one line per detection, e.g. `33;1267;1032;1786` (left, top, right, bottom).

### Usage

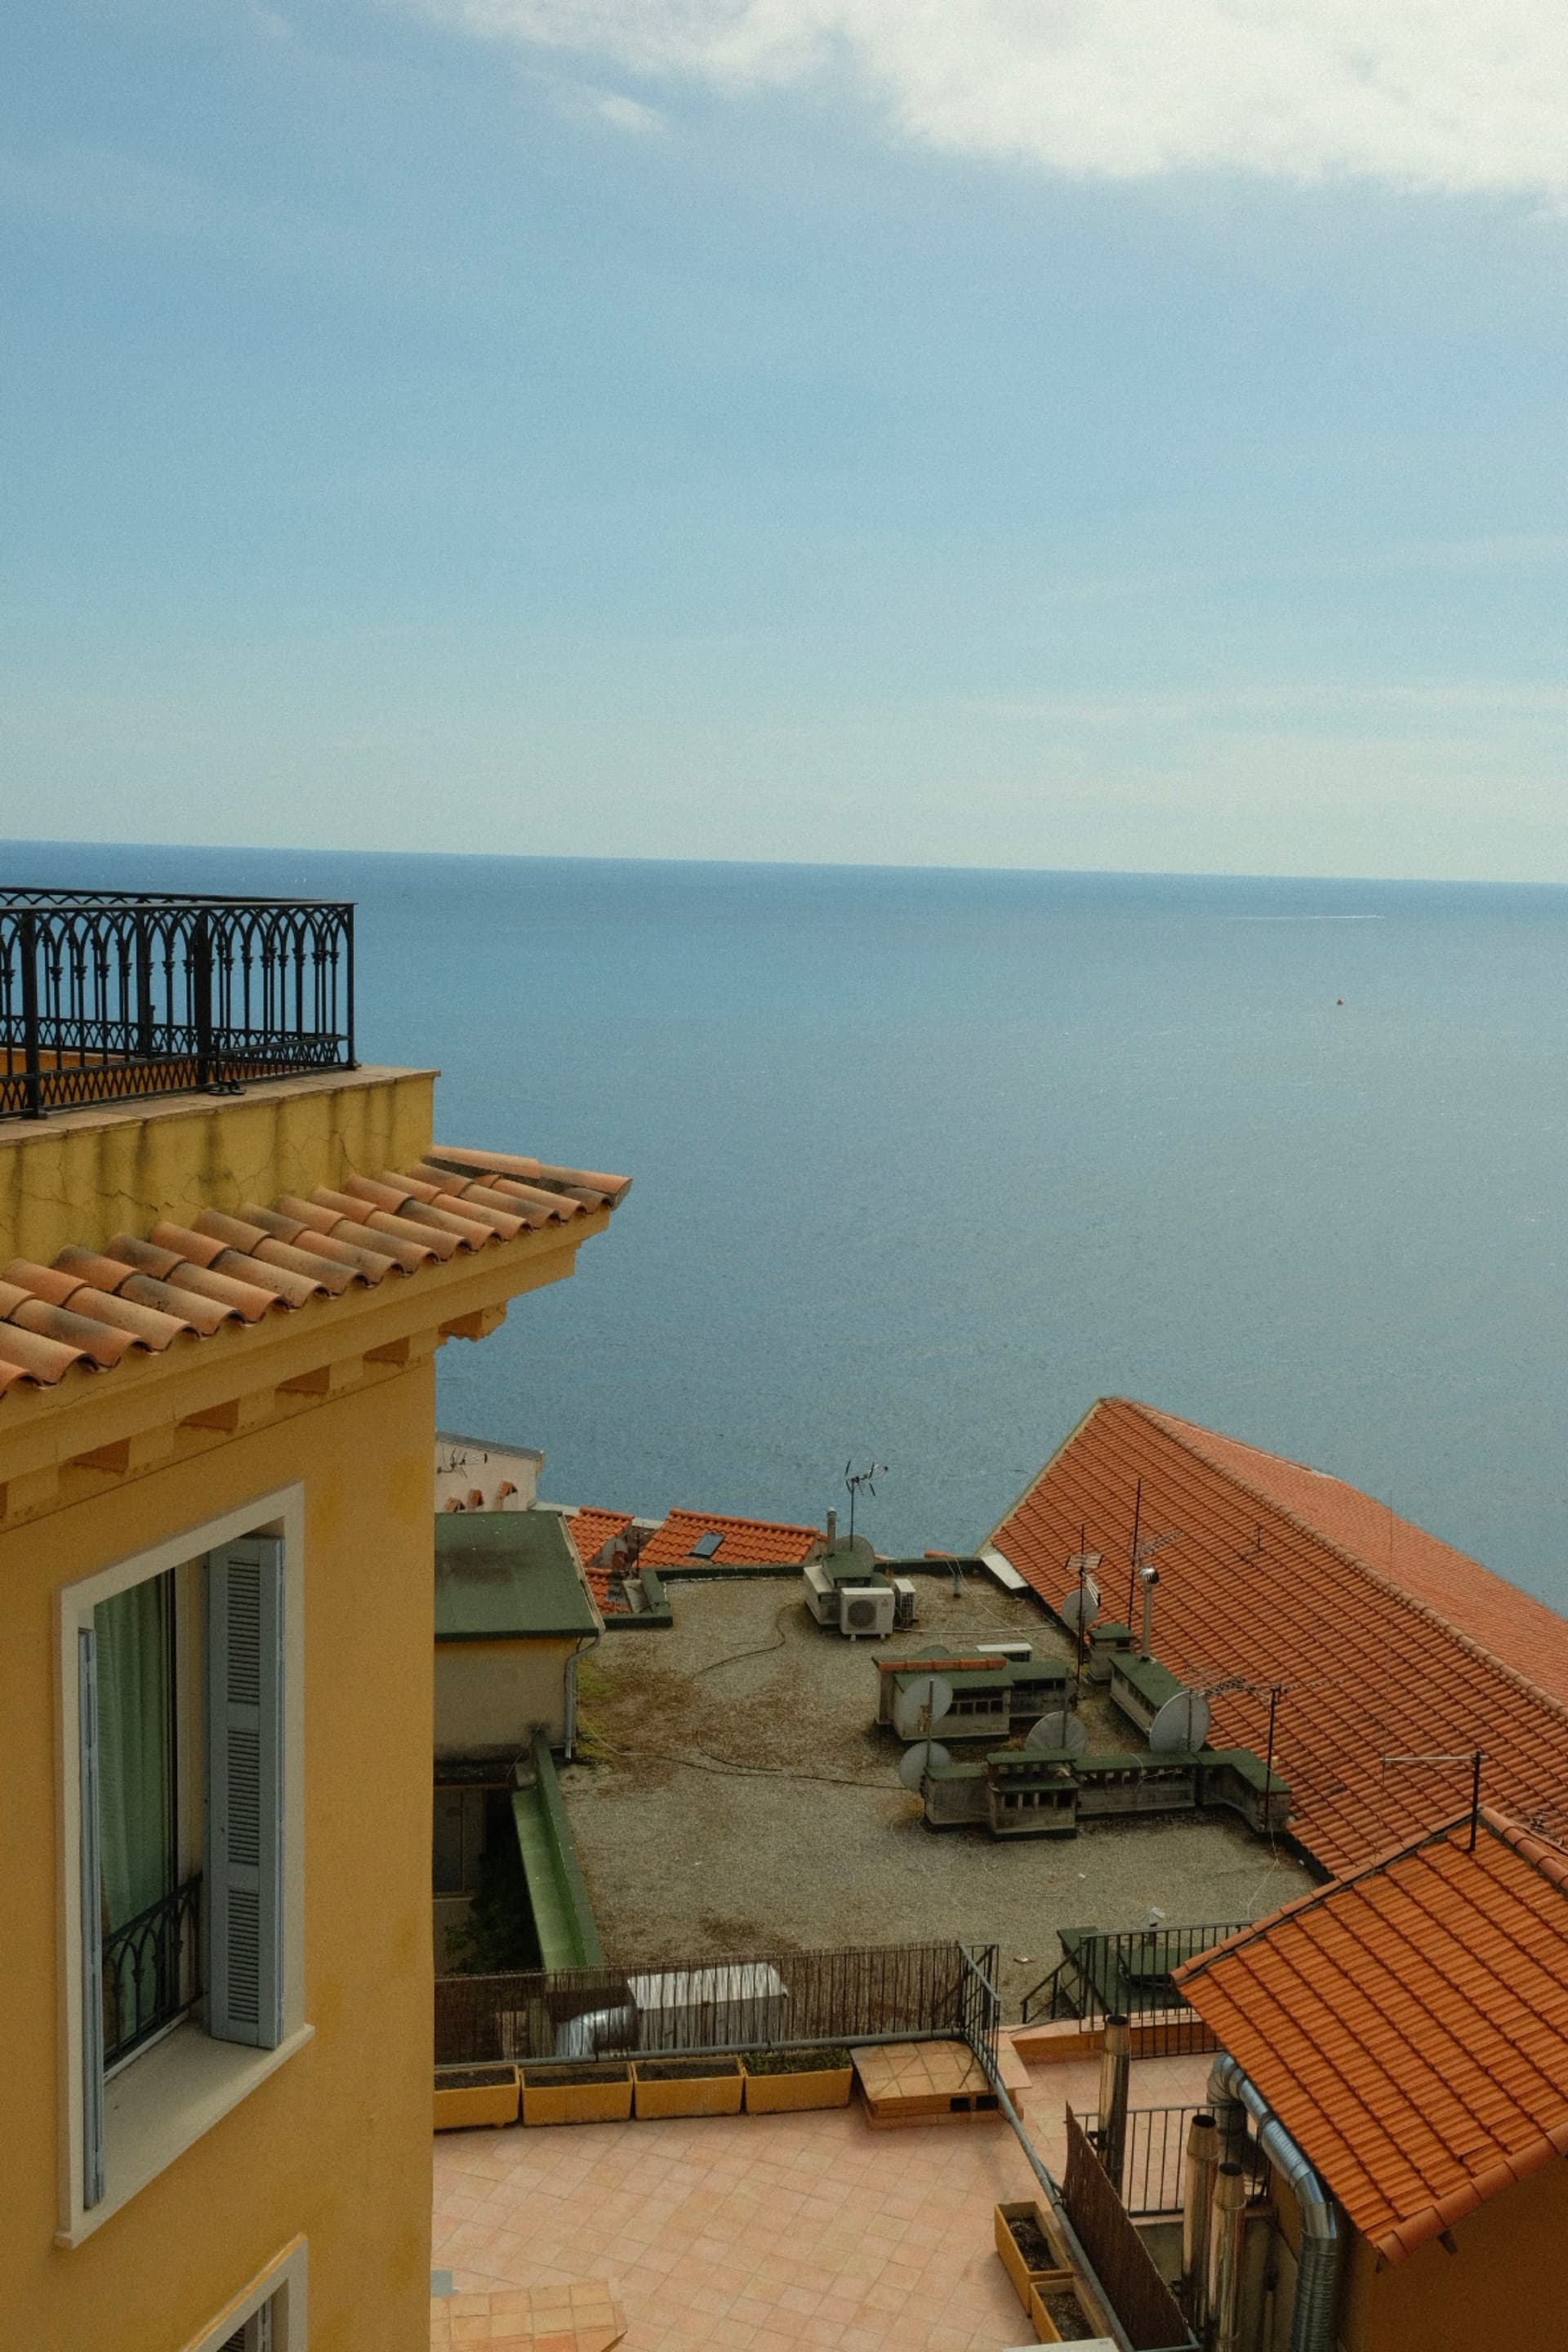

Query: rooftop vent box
626;1962;788;2053
840;1584;896;1640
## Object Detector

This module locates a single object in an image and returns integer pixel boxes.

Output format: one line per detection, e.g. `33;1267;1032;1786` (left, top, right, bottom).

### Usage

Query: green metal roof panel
434;1508;599;1640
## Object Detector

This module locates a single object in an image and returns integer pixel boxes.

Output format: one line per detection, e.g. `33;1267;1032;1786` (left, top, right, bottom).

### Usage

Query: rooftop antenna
1126;1526;1180;1636
1062;1532;1102;1703
844;1459;887;1548
1379;1749;1486;1851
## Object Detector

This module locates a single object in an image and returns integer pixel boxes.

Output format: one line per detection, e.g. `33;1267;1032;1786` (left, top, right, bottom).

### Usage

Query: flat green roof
434;1510;599;1641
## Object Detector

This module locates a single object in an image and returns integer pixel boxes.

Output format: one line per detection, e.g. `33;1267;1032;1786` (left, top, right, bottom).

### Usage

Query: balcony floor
430;2051;1212;2352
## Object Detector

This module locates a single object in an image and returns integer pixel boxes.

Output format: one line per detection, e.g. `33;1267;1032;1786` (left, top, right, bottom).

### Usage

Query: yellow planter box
742;2056;854;2114
632;2060;744;2119
434;2065;519;2132
1027;2275;1096;2345
520;2065;634;2127
995;2203;1066;2310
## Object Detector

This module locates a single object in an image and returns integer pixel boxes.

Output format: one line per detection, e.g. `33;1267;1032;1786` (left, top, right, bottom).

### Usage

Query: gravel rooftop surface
560;1572;1309;2014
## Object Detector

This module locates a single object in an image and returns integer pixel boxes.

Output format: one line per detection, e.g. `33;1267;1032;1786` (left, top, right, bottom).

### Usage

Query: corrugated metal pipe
1208;2052;1342;2352
1181;2109;1218;2332
1096;2012;1132;2193
1206;2161;1247;2352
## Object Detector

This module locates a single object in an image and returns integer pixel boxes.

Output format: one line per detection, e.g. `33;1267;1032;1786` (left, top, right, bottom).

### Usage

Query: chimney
826;1508;837;1553
1206;2161;1247;2352
1182;2110;1218;2331
1096;2013;1132;2194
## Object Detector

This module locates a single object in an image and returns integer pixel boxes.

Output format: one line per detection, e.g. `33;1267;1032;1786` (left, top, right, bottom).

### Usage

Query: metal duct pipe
1138;1565;1159;1659
1209;2051;1342;2352
1207;2162;1246;2352
1097;2012;1132;2193
1182;2110;1218;2332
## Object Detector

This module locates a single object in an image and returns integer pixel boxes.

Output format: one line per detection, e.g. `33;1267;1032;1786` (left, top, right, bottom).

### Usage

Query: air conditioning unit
802;1560;840;1626
840;1584;896;1640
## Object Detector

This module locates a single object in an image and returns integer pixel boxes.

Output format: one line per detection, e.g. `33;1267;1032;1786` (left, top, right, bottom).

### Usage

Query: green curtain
94;1572;175;1970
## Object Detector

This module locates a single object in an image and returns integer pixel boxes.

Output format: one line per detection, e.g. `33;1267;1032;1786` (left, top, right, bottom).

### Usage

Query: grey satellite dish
898;1740;951;1789
893;1673;954;1740
1025;1709;1088;1756
1060;1569;1102;1637
1148;1688;1211;1753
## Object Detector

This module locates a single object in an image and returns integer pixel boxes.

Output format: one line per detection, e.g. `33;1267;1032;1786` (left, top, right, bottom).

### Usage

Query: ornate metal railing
0;890;354;1118
104;1873;203;2068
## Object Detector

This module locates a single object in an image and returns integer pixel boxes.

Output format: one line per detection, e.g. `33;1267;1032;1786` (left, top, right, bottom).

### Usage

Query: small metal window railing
103;1872;203;2068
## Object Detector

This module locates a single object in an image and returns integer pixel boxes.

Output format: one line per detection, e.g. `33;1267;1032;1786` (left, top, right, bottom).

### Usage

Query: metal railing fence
1082;2102;1268;2217
1062;2105;1196;2351
103;1872;202;2068
1021;1921;1245;2056
0;891;354;1117
435;1940;979;2069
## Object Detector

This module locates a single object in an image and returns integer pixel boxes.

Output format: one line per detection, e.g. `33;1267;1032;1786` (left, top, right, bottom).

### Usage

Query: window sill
57;2018;314;2247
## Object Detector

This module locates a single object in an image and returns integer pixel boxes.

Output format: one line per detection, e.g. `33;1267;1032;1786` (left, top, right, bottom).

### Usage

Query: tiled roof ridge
1120;1397;1568;1726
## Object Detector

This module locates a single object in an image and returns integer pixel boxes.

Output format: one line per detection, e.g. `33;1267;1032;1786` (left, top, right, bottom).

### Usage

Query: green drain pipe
510;1730;604;1970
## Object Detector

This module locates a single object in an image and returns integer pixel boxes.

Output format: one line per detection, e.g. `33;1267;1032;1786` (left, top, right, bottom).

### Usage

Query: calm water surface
9;842;1568;1615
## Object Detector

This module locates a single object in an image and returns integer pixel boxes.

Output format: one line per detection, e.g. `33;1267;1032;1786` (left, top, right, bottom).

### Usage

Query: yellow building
1175;1807;1568;2352
0;890;627;2352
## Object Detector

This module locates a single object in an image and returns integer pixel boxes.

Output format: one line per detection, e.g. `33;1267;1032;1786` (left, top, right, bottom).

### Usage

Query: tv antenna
1380;1748;1486;1850
844;1460;887;1548
899;1739;951;1791
893;1673;953;1741
1125;1526;1181;1640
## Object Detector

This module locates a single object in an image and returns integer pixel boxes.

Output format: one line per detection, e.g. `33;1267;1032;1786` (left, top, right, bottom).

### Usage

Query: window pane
94;1571;176;2057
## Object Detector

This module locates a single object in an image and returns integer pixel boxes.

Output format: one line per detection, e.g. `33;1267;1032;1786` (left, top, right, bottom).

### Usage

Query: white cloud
412;1;1568;199
590;90;667;133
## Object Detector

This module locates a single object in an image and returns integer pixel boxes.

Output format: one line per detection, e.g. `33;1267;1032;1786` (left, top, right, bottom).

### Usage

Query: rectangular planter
434;2065;519;2132
741;2051;854;2114
995;2202;1068;2310
1028;2278;1095;2345
520;2062;633;2127
632;2057;744;2119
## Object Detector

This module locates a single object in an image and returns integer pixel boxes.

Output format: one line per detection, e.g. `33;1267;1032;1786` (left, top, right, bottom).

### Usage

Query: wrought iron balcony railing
0;889;355;1120
103;1872;203;2069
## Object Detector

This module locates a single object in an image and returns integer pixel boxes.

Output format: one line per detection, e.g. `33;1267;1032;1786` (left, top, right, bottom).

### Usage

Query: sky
2;2;1566;879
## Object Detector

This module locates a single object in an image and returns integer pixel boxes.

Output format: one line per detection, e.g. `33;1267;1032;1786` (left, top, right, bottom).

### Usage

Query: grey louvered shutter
205;1537;285;2047
78;1626;106;2207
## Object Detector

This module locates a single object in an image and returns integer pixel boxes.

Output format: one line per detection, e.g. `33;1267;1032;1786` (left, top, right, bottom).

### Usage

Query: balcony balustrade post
20;908;43;1118
192;910;214;1088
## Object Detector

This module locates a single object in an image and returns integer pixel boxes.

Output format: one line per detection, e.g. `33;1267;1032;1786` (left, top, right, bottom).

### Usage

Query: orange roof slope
0;1144;630;1400
638;1508;822;1569
1140;1403;1568;1705
1175;1812;1568;2263
987;1398;1568;1873
566;1508;637;1609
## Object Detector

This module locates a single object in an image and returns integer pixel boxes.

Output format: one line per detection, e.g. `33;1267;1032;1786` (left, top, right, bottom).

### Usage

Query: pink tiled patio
431;2051;1211;2352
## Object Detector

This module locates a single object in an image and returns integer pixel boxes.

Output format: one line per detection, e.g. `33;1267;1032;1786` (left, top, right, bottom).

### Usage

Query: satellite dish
899;1740;951;1789
1025;1709;1088;1756
1148;1689;1211;1753
893;1673;954;1740
1061;1572;1102;1637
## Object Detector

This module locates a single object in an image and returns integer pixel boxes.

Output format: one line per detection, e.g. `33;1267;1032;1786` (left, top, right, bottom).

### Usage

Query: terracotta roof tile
1176;1811;1568;2261
638;1508;822;1569
565;1508;639;1608
987;1397;1568;1873
0;1147;630;1402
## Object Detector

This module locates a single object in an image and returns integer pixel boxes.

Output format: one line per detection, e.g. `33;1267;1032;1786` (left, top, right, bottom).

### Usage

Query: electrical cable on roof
614;1742;893;1790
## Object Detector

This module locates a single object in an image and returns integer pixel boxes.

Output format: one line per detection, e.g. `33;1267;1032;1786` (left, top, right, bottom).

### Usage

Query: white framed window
56;1488;310;2246
186;2238;307;2352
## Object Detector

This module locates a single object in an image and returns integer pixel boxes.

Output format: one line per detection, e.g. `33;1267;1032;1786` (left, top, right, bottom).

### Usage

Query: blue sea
8;842;1568;1617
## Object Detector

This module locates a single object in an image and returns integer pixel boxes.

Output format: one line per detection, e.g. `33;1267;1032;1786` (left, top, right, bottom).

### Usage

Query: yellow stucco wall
434;1637;577;1755
0;1364;438;2352
0;1065;434;1265
1344;2159;1568;2352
